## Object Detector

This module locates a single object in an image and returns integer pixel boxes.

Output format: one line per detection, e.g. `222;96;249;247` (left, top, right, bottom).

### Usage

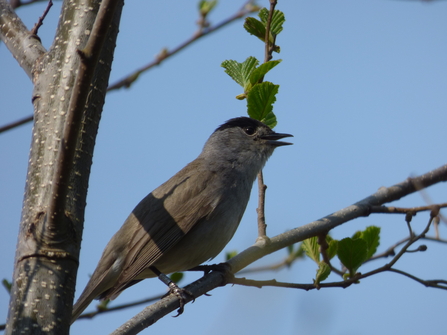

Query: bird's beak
261;132;293;147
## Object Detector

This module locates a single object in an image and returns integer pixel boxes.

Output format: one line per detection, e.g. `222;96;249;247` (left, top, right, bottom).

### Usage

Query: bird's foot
151;266;195;316
167;282;195;317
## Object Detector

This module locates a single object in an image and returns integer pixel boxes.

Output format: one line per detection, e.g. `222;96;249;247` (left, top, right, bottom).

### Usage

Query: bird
71;117;292;323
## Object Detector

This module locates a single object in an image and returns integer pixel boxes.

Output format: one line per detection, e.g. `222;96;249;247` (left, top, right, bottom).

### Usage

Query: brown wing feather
101;158;220;299
73;158;223;322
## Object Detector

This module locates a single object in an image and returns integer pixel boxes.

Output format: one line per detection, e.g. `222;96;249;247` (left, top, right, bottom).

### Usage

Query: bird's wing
103;158;221;299
72;159;219;322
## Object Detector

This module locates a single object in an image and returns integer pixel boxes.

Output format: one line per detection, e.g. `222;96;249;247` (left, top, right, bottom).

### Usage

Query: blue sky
1;1;447;334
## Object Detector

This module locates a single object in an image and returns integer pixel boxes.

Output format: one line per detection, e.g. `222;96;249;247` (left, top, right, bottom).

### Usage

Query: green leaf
361;226;381;260
302;236;320;263
249;60;282;86
337;237;368;276
247;81;278;127
198;0;218;16
170;272;184;284
221;60;244;87
315;261;331;284
262;111;277;129
351;226;381;260
270;10;285;36
326;239;338;260
258;8;269;24
244;17;266;41
221;57;259;90
259;8;285;36
351;230;362;240
244;8;284;52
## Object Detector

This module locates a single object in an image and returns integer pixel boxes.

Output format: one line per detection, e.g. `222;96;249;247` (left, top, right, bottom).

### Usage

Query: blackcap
71;117;292;322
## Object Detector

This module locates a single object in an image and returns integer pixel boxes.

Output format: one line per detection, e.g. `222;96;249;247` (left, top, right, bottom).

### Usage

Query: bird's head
201;117;293;175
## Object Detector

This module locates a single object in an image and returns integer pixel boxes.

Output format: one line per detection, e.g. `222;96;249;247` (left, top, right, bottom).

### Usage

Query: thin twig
30;0;52;36
0;114;33;134
422;235;447;244
388;268;447;288
369;203;447;214
263;0;277;63
366;236;407;262
0;0;47;78
255;0;278;239
10;0;48;9
229;265;447;291
318;233;344;276
256;171;268;237
76;293;164;321
238;250;303;274
384;213;434;269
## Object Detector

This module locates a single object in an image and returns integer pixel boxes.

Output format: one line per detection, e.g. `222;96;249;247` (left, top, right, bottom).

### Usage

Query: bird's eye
243;126;256;135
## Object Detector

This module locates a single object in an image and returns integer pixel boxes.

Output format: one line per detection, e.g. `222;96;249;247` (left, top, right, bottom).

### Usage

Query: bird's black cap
215;117;266;133
215;117;293;146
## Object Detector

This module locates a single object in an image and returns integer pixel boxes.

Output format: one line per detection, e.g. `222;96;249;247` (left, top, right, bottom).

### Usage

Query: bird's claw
168;282;194;317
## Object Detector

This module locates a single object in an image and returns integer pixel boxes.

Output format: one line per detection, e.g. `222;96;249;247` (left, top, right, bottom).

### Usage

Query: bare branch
263;0;277;63
9;0;50;9
0;0;46;78
369;203;447;214
238;251;303;274
111;164;447;333
229;276;318;290
109;270;230;335
0;114;33;134
256;171;268;237
230;213;447;291
256;0;278;238
388;268;447;289
29;0;53;36
76;293;164;321
231;165;447;274
229;266;447;291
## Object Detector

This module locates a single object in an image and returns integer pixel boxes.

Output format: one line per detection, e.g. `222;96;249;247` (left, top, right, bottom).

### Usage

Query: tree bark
2;1;123;334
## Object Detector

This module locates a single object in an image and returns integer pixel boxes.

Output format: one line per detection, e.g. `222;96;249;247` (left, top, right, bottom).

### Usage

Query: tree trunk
1;1;123;333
